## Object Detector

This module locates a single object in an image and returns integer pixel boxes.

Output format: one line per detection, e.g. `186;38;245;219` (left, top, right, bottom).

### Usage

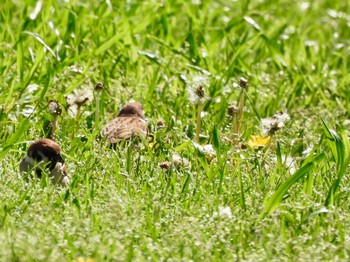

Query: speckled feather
102;102;148;143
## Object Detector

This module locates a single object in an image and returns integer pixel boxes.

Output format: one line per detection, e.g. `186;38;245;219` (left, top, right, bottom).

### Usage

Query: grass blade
260;153;325;219
22;31;57;60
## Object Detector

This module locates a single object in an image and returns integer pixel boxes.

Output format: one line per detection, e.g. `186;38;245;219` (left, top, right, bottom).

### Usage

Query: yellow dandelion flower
247;135;271;149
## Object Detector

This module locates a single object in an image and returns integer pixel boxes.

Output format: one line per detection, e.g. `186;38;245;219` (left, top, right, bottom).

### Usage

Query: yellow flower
247;135;271;149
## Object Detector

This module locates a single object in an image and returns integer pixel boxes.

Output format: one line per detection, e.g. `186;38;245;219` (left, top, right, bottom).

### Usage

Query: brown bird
102;102;148;143
19;138;70;186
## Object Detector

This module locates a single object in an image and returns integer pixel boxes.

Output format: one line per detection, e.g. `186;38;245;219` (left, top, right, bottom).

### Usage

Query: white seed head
65;87;94;116
186;75;209;103
48;100;62;116
261;112;290;136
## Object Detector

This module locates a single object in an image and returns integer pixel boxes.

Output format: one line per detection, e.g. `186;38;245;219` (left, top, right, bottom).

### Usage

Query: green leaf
94;34;120;56
260;153;325;219
212;124;220;152
22;31;57;60
175;141;192;152
0;118;30;159
322;118;350;206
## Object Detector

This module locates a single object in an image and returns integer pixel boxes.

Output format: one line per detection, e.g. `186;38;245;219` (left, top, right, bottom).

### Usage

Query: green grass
1;0;350;260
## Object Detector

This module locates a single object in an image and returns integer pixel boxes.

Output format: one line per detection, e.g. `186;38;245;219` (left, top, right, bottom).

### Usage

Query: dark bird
102;102;148;143
19;138;69;186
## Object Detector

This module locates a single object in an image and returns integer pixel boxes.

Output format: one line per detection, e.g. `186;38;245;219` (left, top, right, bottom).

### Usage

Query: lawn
1;0;350;261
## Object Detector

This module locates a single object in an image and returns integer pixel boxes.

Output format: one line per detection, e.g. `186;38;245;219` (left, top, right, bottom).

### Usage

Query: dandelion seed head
203;144;216;156
195;85;205;98
48;99;62;116
228;105;238;117
193;142;215;156
172;153;190;167
94;82;104;91
239;77;249;89
186;74;209;103
65;87;93;107
261;112;290;136
213;206;232;219
65;86;94;117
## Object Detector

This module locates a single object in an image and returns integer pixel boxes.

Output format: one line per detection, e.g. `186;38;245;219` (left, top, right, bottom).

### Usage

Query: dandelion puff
261;112;290;136
186;74;209;104
213;206;232;219
65;86;93;138
239;77;249;89
203;144;216;156
94;82;104;91
193;142;216;162
227;105;238;118
48;99;62;116
185;74;210;142
172;153;190;167
65;87;93;117
219;206;232;219
275;112;290;127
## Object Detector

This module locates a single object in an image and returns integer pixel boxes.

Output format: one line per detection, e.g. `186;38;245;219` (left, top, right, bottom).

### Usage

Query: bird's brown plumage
102;102;148;143
19;138;69;186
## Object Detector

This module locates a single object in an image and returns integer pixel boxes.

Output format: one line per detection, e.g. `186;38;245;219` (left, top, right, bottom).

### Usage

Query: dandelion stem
228;105;239;145
95;90;101;128
236;88;245;140
51;115;58;139
94;82;103;130
232;111;238;144
234;77;249;145
195;100;203;143
48;100;62;140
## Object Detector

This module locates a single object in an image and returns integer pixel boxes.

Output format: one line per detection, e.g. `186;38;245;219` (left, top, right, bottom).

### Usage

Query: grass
1;0;350;260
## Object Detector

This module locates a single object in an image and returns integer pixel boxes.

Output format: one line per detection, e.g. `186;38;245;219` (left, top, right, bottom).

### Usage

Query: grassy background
1;0;350;260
